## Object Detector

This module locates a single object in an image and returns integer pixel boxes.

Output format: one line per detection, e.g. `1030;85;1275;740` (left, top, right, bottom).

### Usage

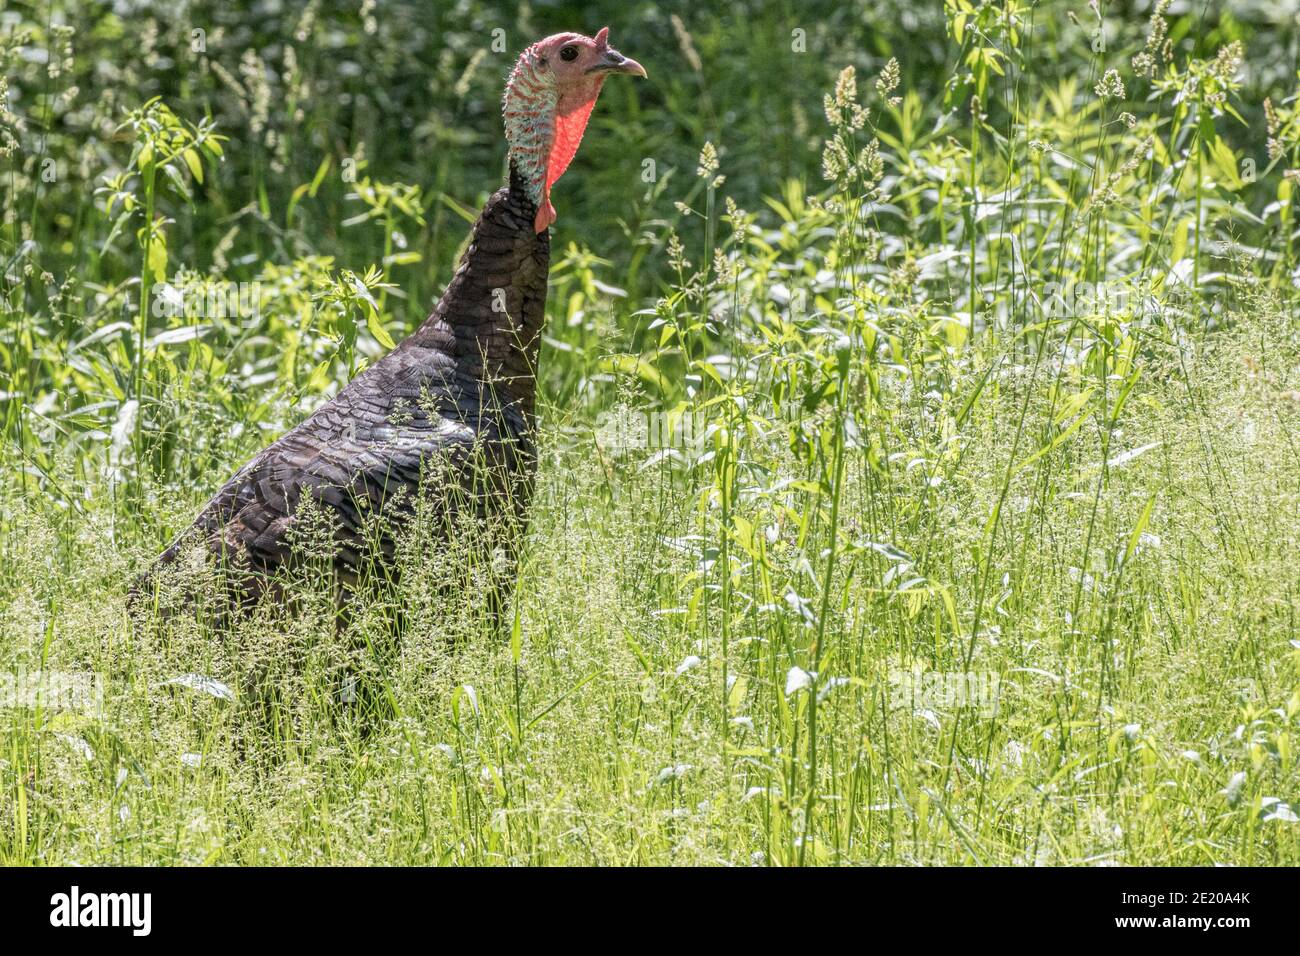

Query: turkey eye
559;45;578;62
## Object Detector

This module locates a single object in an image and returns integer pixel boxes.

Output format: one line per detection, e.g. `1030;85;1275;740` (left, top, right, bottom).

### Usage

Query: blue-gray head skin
502;27;647;233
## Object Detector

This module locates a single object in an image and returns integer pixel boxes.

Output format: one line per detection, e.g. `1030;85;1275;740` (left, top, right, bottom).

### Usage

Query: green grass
4;302;1299;865
2;1;1299;865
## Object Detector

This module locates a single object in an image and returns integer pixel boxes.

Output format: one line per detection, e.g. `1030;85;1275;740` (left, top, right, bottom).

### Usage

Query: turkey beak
592;47;647;78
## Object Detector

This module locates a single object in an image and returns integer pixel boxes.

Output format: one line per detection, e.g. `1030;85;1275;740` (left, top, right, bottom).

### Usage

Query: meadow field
2;0;1299;865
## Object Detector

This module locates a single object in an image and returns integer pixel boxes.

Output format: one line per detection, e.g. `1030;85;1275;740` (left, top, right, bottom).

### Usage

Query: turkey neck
410;162;550;422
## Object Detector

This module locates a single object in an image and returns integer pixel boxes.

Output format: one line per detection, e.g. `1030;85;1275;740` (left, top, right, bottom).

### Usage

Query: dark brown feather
133;169;548;612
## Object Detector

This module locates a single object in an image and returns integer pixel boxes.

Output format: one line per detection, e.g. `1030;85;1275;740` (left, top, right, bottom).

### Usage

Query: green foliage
1;1;1298;865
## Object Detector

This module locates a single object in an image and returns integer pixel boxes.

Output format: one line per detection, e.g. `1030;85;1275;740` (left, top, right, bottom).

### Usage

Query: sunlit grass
2;1;1299;865
3;304;1298;865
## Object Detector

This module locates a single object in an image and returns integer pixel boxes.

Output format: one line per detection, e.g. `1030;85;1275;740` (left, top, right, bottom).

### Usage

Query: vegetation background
1;0;1299;864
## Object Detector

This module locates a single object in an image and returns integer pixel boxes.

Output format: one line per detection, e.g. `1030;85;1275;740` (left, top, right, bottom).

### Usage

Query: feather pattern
135;167;548;608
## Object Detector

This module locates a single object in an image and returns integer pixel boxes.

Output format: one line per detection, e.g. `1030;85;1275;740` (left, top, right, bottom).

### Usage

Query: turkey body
136;171;548;612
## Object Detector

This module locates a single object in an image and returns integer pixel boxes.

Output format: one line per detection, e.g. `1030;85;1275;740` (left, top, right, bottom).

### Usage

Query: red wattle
534;192;556;233
547;98;598;189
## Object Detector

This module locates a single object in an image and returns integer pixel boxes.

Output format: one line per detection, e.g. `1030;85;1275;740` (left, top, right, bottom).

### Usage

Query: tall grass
1;1;1298;864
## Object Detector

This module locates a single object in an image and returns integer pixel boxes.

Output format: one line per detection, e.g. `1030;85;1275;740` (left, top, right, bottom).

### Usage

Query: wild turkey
133;29;646;617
